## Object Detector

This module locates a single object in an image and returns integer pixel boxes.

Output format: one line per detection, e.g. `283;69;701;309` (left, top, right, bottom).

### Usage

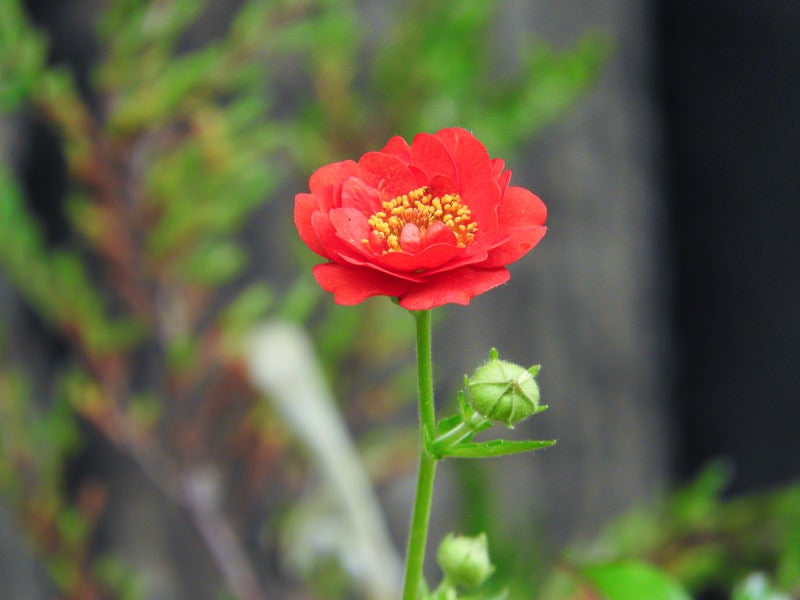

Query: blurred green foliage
535;462;800;599
2;0;794;598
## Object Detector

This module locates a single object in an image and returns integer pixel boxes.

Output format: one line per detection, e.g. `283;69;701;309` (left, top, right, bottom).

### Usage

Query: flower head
294;128;547;310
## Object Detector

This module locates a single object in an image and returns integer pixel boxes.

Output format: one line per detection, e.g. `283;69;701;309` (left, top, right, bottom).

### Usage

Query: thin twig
181;467;265;600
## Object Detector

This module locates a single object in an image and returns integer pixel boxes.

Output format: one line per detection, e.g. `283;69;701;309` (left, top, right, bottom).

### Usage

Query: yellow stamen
362;186;478;253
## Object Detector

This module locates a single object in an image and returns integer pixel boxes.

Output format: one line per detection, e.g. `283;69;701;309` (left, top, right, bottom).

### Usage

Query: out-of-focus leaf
180;240;247;284
96;0;207;66
220;283;274;345
473;36;611;152
57;507;90;549
129;393;162;433
93;555;145;600
278;276;322;323
670;459;734;523
222;284;274;327
583;560;691;600
108;45;224;134
0;0;48;110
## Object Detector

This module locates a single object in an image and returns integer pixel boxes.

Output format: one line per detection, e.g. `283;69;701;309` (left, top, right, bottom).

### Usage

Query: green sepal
456;390;493;433
436;413;464;437
430;396;495;458
438;438;556;459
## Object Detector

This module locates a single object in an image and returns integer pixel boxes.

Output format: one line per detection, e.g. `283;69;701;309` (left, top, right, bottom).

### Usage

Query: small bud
437;533;494;589
465;348;541;427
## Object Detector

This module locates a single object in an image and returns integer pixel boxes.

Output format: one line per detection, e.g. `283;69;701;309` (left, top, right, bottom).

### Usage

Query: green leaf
220;284;274;332
441;438;555;459
777;494;800;587
57;507;90;550
0;0;48;110
93;554;145;600
582;561;691;600
461;591;508;600
181;240;246;285
430;410;494;458
670;460;733;523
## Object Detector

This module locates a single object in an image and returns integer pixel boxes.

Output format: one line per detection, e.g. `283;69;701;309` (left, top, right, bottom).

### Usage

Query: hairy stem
402;309;438;600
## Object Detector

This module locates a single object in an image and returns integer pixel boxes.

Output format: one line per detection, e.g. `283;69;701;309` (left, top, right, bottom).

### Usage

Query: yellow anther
363;186;478;254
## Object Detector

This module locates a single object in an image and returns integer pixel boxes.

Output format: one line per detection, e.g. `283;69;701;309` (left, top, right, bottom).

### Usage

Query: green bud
465;348;542;427
437;533;494;589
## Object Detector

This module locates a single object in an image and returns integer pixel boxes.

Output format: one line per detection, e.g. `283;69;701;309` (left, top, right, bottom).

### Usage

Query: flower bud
465;348;541;427
437;533;494;589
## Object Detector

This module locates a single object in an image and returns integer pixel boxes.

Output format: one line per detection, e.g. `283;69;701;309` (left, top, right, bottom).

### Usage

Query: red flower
294;127;547;310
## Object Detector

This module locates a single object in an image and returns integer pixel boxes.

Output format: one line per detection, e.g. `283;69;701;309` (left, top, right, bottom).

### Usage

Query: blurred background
1;0;798;598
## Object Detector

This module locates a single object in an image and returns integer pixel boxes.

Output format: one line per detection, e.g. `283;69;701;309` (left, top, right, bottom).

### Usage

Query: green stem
402;309;438;600
431;421;472;453
431;412;491;456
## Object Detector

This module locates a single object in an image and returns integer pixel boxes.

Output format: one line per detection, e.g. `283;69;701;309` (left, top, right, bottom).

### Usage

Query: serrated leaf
441;438;556;459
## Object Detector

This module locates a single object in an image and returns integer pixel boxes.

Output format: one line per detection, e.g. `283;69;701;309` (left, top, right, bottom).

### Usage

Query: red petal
380;135;411;161
410;132;458;181
429;129;499;237
378;245;463;273
336;253;427;282
397;266;511;310
424;221;456;246
422;243;489;275
309;160;359;197
294;193;327;257
329;208;372;246
434;128;493;191
310;211;339;256
461;177;501;237
313;263;411;305
312;211;371;265
484;186;547;267
427;174;458;197
490;158;506;177
492;160;512;195
359;152;418;198
341;177;381;214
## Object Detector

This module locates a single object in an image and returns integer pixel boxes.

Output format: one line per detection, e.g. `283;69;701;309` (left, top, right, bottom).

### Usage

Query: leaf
440;438;555;459
0;0;48;110
582;560;691;600
670;459;734;523
181;240;247;284
221;284;274;332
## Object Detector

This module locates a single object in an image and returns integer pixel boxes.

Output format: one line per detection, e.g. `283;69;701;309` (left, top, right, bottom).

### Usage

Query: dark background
657;0;800;490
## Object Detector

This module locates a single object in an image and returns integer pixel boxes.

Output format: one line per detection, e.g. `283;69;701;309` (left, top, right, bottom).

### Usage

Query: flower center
362;186;477;253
